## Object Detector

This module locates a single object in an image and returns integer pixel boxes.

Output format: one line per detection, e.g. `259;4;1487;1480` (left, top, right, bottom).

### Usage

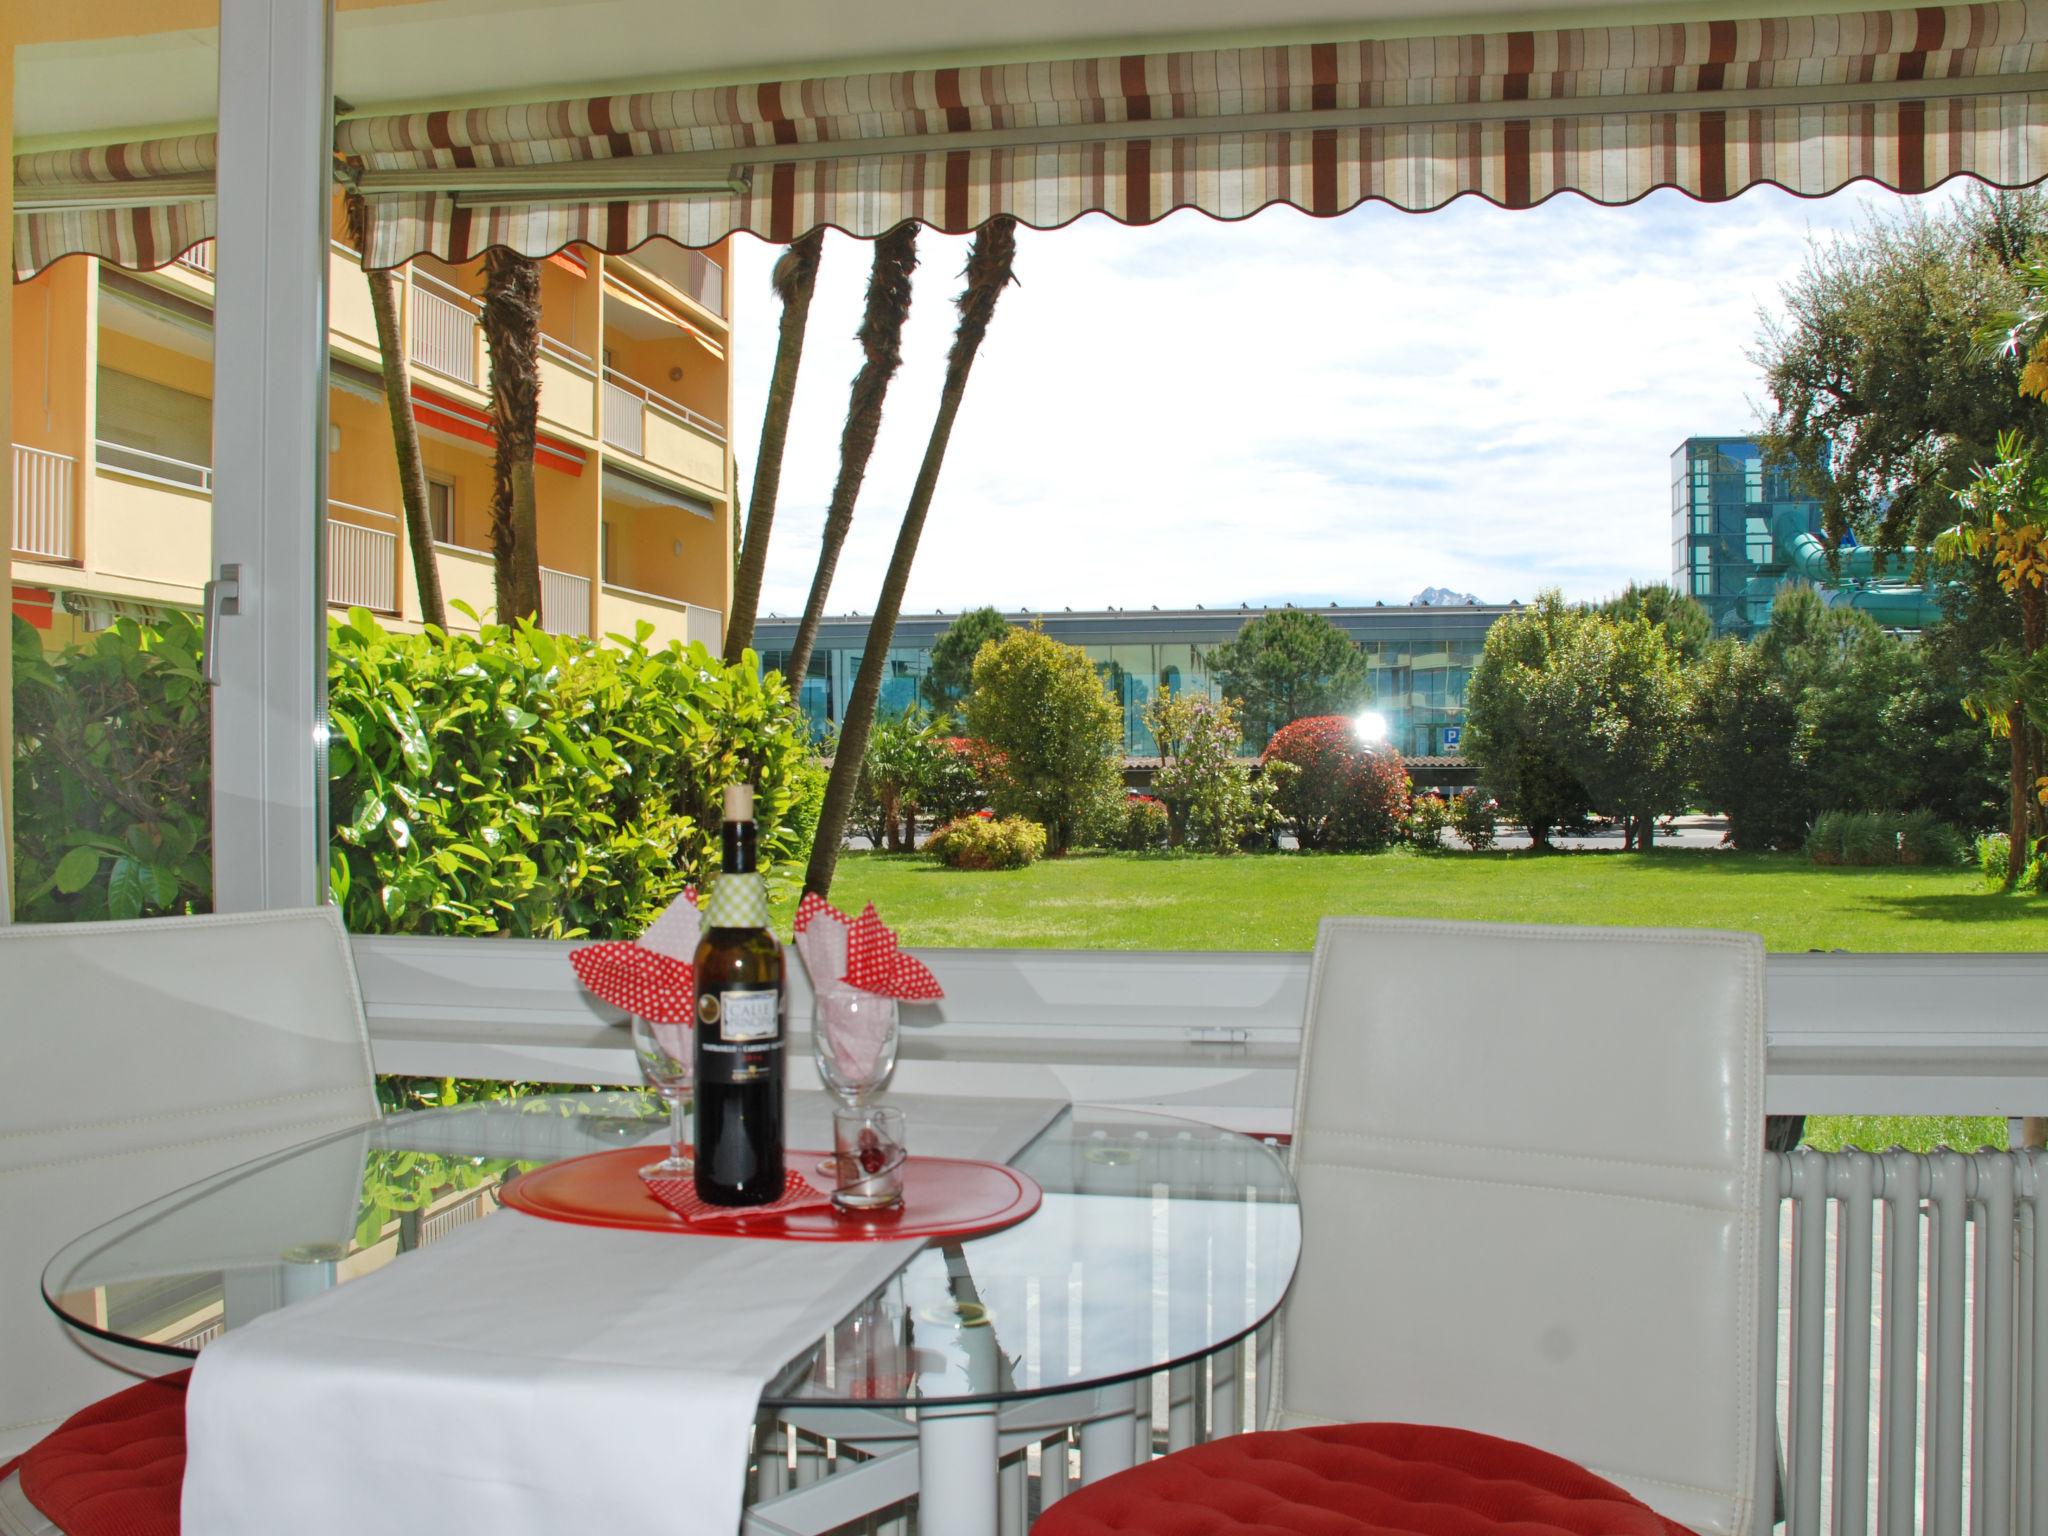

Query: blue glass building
1670;436;1826;637
752;603;1510;758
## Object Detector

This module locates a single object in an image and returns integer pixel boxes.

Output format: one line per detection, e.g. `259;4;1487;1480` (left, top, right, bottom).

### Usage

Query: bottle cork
723;783;754;822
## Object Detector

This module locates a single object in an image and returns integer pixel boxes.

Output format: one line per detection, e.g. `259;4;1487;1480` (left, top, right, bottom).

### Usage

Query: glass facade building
1670;436;1824;638
752;604;1509;758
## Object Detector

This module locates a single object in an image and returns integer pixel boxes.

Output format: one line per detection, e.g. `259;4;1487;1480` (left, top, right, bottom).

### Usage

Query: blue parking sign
1442;727;1462;752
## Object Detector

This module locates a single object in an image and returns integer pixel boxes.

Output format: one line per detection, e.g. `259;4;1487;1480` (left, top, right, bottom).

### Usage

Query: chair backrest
0;908;378;1457
1279;918;1765;1536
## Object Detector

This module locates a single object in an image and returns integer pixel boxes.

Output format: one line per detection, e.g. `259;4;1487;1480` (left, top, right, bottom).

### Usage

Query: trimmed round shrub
1451;789;1498;851
928;815;1047;871
1116;796;1171;851
1260;715;1411;852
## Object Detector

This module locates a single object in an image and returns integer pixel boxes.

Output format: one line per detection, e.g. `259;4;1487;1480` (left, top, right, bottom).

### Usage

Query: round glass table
45;1092;1300;1534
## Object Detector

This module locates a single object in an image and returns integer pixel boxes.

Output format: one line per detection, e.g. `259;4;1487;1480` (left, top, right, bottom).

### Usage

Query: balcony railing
613;243;726;318
600;379;646;457
410;271;480;387
95;439;213;493
601;366;725;443
328;504;400;614
177;240;216;277
539;565;590;637
12;443;78;562
539;333;594;372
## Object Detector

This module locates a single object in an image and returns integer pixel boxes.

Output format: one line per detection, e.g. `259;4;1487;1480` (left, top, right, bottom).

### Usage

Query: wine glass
813;986;899;1178
630;1013;694;1176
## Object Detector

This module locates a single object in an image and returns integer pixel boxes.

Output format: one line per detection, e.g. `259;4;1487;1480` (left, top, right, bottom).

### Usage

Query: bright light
1354;710;1389;743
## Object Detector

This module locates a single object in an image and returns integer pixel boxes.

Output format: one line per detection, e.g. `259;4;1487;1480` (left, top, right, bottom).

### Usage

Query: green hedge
1806;809;1968;869
10;610;813;937
9;613;211;921
329;610;811;935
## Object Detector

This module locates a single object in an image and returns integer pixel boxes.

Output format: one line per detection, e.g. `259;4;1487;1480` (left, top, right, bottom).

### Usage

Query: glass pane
9;14;218;922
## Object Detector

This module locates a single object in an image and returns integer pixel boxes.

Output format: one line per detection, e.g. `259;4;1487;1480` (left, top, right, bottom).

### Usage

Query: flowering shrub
1261;715;1411;852
927;814;1047;871
1406;792;1452;850
1451;789;1498;851
1145;691;1258;853
1116;796;1171;850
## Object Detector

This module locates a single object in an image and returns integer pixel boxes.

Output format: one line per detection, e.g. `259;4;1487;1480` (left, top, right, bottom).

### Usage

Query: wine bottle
692;783;787;1206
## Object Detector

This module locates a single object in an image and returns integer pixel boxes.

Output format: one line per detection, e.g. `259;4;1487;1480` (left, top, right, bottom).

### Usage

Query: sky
727;181;1955;618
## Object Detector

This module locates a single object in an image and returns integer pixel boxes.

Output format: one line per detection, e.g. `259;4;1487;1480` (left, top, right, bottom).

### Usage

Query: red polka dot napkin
793;894;943;1001
641;1167;831;1225
569;887;702;1024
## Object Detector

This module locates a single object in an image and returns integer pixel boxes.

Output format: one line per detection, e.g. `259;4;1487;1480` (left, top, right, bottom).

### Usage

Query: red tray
499;1146;1041;1243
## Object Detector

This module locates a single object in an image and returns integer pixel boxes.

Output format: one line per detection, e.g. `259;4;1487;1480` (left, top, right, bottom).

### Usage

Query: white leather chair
0;907;379;1460
1039;917;1766;1536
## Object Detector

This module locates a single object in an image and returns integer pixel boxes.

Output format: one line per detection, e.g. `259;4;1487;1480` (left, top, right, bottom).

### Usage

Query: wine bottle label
719;989;779;1042
697;986;783;1085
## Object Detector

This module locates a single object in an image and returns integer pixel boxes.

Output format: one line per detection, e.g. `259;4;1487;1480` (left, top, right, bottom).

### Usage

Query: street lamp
1354;709;1389;744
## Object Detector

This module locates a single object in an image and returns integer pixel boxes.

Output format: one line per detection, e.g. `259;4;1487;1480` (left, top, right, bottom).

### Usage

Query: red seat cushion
15;1371;189;1536
1032;1422;1695;1535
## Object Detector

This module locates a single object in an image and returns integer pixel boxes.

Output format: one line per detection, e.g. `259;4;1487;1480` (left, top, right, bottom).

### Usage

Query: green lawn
799;846;2046;954
791;847;2037;1153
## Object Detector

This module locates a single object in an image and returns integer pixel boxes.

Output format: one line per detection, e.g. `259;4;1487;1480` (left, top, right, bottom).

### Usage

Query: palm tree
724;229;824;663
344;194;446;631
806;218;1020;898
480;248;543;624
783;224;919;690
1941;431;2048;888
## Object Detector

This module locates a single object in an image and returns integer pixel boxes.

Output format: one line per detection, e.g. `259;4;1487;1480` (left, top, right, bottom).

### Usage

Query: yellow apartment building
10;221;734;649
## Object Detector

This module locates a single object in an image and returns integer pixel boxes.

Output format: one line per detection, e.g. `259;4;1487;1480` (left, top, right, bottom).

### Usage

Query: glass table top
44;1093;1299;1409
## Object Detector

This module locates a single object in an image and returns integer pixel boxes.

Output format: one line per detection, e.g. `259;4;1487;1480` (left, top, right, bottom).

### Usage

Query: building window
601;521;615;585
427;476;455;545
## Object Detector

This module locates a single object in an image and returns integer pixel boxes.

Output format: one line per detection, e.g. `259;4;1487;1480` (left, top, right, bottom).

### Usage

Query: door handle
202;563;241;687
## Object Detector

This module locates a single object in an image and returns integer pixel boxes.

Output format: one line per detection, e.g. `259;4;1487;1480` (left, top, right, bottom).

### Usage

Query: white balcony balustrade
601;366;724;445
539;565;591;637
95;439;213;493
614;243;725;318
326;504;400;614
600;377;646;458
12;443;78;562
409;271;480;387
176;239;216;277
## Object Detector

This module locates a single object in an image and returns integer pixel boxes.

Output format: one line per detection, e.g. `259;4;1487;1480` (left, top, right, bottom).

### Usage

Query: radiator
1766;1148;2047;1536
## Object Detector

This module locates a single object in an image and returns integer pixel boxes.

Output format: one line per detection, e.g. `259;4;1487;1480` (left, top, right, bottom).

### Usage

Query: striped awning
16;1;2048;279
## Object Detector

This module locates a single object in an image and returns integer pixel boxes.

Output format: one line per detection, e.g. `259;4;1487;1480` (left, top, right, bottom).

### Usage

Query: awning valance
15;133;217;278
17;1;2048;280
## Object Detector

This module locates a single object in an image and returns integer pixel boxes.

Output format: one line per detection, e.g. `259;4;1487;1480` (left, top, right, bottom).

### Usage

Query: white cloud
729;182;1952;617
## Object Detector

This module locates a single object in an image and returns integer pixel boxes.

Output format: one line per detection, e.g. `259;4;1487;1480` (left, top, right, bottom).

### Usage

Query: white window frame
427;474;456;546
208;0;333;912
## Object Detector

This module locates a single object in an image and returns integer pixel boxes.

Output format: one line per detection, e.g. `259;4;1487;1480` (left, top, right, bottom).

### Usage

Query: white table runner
182;1093;1064;1536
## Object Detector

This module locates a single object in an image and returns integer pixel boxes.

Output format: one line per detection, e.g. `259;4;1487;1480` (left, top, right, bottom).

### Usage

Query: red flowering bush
1115;794;1171;850
1261;715;1411;852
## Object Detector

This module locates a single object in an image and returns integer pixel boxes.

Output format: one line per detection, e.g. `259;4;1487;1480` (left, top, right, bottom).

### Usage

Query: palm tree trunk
345;194;446;631
725;230;825;663
481;248;543;625
807;218;1020;898
784;224;919;688
2006;586;2046;888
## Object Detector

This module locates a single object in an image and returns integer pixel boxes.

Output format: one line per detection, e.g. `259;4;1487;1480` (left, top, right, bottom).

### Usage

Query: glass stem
670;1093;689;1163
